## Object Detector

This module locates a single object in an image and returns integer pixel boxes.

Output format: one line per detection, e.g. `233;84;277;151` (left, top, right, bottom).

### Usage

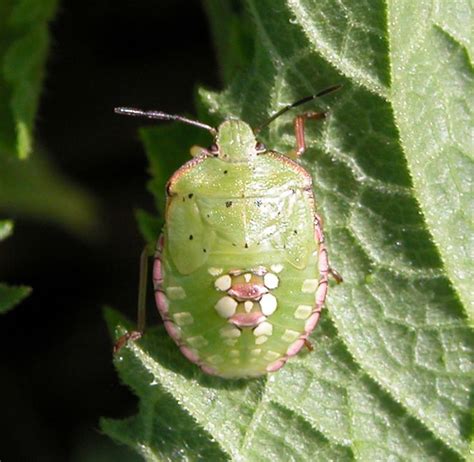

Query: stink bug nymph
115;85;343;379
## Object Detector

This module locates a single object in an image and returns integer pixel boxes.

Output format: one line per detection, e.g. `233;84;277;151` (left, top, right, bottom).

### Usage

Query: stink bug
115;85;342;379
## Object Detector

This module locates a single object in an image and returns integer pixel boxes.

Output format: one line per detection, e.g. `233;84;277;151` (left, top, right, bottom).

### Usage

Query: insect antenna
115;107;217;135
254;84;342;133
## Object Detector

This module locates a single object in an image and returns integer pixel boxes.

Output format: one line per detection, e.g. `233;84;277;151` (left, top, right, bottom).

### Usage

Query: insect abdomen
154;153;321;378
156;243;319;378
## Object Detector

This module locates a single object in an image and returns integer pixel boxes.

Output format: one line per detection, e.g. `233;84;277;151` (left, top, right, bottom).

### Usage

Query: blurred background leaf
0;282;31;314
0;150;100;237
0;220;31;313
0;0;58;159
0;0;99;318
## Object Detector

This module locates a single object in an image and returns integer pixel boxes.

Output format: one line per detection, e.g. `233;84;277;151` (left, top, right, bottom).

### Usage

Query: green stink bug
115;85;342;379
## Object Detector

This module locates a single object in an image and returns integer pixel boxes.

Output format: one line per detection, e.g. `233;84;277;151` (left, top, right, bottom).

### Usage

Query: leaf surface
387;0;474;320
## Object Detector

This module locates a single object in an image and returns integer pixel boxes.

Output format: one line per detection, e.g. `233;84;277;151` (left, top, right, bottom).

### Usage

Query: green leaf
0;0;58;159
135;209;162;248
0;219;14;241
202;0;254;84
103;308;229;462
387;0;474;321
0;151;99;237
0;283;31;314
106;0;473;460
106;309;458;461
0;220;31;312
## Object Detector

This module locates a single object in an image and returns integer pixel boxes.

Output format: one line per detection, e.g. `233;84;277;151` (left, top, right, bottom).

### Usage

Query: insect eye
208;143;219;154
255;142;266;152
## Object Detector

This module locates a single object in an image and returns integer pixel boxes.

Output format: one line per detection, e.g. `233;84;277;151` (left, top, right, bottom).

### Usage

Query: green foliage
105;0;473;460
0;282;31;314
0;151;99;237
0;220;31;313
203;0;254;84
387;1;473;320
0;219;13;240
0;0;58;159
0;0;98;317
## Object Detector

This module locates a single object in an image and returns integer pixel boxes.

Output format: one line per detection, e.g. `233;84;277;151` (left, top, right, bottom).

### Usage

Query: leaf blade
0;0;58;159
0;220;31;313
0;283;31;314
0;151;99;237
387;0;474;321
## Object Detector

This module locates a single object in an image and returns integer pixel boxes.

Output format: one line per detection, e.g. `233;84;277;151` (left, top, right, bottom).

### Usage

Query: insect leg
304;338;314;352
113;245;153;353
329;267;343;283
288;111;327;158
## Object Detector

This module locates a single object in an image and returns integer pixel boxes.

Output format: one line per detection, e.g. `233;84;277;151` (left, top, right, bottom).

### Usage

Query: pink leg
304;312;321;335
293;111;327;157
266;359;287;373
303;338;314;352
287;338;306;357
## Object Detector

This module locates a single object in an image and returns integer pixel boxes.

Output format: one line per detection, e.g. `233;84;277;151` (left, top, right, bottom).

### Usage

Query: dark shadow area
0;1;218;461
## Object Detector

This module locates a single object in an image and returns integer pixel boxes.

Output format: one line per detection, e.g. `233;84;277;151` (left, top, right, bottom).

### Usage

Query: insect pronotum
115;85;343;379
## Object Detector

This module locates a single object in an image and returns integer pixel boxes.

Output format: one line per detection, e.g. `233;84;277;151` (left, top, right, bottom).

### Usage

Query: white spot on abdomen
208;354;224;364
187;336;208;348
294;305;312;320
167;286;187;300
301;279;318;293
173;312;194;326
264;351;280;361
253;321;273;337
215;274;232;291
215;296;238;318
219;325;241;338
208;267;223;276
255;335;269;345
270;264;284;273
260;293;277;316
281;329;300;342
263;273;279;289
244;301;253;312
